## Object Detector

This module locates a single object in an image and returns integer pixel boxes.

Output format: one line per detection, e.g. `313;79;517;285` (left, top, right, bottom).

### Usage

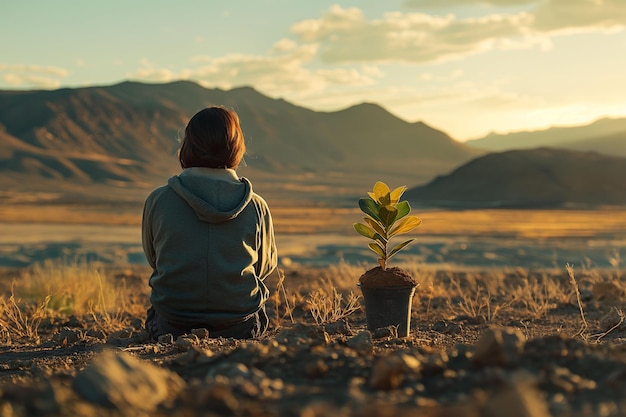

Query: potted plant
353;181;422;337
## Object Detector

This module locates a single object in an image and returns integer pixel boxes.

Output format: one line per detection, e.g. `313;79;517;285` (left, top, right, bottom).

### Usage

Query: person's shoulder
250;191;270;207
247;192;273;216
145;183;174;204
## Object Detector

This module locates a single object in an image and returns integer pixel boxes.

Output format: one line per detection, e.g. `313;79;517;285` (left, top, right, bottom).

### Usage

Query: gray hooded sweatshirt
142;167;277;327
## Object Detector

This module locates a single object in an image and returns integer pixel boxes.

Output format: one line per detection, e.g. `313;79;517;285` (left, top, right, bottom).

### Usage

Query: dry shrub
510;275;565;319
0;287;50;343
306;284;361;325
273;268;295;325
11;259;147;333
444;272;512;321
17;259;116;315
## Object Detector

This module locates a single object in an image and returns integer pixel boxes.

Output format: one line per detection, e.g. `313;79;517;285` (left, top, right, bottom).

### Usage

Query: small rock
433;320;462;335
158;333;174;344
483;375;551;417
305;359;329;378
277;323;330;346
191;328;210;339
205;362;283;400
324;319;353;335
134;330;151;343
73;350;184;411
52;327;82;346
2;378;59;414
370;353;421;390
175;346;215;365
191;383;240;413
371;326;398;339
176;335;200;351
600;307;625;332
106;329;133;346
548;366;597;393
85;329;106;340
421;351;449;375
346;331;373;355
473;327;526;367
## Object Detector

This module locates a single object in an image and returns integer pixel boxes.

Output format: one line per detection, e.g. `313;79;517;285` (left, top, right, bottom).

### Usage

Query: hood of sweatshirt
167;168;253;223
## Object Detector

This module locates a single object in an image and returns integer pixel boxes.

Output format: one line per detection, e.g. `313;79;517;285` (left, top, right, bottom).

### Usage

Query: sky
2;0;626;141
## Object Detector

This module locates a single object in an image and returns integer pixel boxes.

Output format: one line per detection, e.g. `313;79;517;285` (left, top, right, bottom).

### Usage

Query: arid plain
2;199;626;416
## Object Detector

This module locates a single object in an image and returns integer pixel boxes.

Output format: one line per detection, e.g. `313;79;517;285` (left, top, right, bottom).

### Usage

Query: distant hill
405;148;626;208
562;131;626;157
0;81;481;203
465;117;626;157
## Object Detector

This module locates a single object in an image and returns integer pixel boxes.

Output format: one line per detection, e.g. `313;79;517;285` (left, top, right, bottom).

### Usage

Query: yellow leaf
389;216;422;237
389;185;406;204
372;181;390;204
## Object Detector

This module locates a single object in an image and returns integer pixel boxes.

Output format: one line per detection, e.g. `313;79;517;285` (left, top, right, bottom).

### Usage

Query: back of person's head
178;106;246;169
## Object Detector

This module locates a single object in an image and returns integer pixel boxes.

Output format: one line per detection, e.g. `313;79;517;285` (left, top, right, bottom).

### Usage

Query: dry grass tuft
510;275;563;319
566;263;589;339
0;284;50;343
17;259;119;316
1;260;148;338
306;284;361;325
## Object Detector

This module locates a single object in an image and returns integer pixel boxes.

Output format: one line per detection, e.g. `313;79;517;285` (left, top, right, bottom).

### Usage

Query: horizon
2;1;626;141
1;77;622;143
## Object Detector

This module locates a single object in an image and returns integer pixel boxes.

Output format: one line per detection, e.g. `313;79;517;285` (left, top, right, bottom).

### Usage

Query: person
142;106;278;340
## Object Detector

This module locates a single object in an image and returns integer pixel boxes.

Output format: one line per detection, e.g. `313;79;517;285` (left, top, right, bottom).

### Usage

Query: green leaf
389;215;422;237
388;239;415;259
358;198;381;222
354;222;376;239
395;201;411;222
373;233;386;245
389;186;406;204
368;242;385;258
379;206;398;228
364;217;387;239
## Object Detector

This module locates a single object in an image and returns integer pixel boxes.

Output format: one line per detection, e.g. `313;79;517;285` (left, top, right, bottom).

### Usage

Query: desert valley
1;81;626;416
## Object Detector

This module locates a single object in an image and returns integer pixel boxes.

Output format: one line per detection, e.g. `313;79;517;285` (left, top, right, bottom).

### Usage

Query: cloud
406;0;626;31
532;0;626;32
403;0;538;6
127;45;379;98
291;5;537;64
0;64;68;89
290;2;625;65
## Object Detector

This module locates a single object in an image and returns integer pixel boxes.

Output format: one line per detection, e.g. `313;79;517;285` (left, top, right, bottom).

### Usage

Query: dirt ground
2;265;626;417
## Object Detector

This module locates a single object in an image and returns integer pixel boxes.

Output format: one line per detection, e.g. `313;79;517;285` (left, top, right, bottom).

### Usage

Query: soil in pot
358;266;417;288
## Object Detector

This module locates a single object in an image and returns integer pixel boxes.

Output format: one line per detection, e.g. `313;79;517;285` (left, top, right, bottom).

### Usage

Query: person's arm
141;196;157;270
255;201;278;280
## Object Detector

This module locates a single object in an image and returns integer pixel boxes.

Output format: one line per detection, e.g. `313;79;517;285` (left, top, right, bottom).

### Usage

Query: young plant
353;181;422;270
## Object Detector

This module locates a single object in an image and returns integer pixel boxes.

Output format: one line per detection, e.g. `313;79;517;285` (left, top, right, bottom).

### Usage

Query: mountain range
1;80;625;207
465;117;626;158
0;81;480;204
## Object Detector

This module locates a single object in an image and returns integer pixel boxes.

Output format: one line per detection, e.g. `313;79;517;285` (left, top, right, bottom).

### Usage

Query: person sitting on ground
142;106;278;340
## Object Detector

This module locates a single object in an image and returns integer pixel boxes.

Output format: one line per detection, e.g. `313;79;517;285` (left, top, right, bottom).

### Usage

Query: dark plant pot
359;285;416;337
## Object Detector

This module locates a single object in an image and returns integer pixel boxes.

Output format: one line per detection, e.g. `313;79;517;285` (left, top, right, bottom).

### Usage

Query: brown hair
178;107;246;169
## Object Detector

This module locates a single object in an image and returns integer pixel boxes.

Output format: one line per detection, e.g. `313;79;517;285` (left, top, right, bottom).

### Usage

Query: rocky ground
2;267;626;417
